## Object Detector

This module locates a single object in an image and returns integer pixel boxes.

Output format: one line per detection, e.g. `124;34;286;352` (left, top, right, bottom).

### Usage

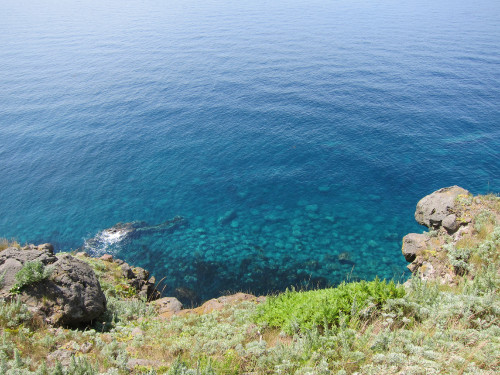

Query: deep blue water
1;0;499;303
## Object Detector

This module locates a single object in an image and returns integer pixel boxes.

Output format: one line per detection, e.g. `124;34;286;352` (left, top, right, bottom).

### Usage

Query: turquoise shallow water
1;0;499;303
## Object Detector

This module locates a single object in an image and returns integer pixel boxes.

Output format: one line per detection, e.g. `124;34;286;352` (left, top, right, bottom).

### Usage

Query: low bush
10;261;53;294
254;278;404;333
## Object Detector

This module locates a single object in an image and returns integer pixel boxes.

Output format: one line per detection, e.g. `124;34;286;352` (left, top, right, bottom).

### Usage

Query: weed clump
0;238;20;251
9;261;53;294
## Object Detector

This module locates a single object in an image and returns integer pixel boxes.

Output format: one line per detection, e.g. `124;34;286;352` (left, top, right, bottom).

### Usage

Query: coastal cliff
0;187;498;374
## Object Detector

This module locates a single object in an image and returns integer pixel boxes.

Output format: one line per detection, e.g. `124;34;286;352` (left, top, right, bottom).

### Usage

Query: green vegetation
255;279;404;333
0;193;498;374
79;256;141;299
9;261;53;294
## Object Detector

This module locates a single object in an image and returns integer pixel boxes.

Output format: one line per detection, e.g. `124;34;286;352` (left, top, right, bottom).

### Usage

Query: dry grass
0;237;20;251
455;235;479;250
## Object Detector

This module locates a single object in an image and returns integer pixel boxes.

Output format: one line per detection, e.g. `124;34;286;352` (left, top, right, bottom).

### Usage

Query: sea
1;0;499;304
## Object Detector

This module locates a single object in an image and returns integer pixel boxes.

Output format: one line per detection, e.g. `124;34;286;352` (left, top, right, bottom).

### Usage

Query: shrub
10;261;54;294
254;279;404;333
474;210;496;235
447;246;471;275
0;297;32;328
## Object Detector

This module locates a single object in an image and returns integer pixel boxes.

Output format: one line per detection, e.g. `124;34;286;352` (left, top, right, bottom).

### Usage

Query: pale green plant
10;261;53;294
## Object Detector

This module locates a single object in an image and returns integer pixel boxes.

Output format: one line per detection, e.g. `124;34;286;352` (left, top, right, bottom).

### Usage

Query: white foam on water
99;229;128;245
83;229;129;256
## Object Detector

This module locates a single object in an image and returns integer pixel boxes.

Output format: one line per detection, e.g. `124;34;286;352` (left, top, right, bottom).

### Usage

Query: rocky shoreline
0;243;266;328
0;186;498;374
1;185;497;329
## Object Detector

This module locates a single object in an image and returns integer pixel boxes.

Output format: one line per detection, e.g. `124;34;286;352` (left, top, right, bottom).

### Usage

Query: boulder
0;247;57;290
414;186;470;229
442;214;459;233
154;297;183;318
99;254;113;262
120;263;135;279
0;247;106;326
401;233;429;262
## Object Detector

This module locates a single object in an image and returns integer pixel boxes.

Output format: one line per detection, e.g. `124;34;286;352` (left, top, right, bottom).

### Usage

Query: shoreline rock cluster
402;185;499;284
91;252;161;301
0;243;263;327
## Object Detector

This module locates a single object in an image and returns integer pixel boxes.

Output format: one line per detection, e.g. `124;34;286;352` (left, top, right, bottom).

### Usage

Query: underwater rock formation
83;216;188;254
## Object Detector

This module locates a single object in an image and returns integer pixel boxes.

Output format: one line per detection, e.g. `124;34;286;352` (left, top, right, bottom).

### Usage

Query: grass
0;238;20;251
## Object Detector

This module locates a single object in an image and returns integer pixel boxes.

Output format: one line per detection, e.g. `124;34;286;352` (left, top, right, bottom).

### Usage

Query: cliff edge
403;186;500;284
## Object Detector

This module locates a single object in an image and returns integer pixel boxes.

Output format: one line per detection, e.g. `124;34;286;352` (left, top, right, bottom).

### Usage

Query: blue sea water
1;0;499;303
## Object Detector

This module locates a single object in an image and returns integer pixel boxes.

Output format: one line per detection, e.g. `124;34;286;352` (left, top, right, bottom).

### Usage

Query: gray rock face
120;263;160;300
442;214;459;233
0;247;57;291
401;233;429;262
153;297;183;317
415;186;470;229
0;247;106;326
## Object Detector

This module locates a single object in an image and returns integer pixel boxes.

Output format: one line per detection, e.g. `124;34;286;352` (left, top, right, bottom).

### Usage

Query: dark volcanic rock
0;247;106;326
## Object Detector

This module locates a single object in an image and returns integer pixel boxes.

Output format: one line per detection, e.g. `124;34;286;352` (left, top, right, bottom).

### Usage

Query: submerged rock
337;252;355;265
218;210;238;225
84;216;187;254
0;246;106;326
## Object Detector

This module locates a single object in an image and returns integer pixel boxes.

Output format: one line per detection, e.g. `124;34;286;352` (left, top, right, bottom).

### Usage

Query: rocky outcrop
401;233;429;262
403;186;499;285
174;292;266;317
0;246;106;326
153;297;183;318
117;259;161;300
414;186;470;232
